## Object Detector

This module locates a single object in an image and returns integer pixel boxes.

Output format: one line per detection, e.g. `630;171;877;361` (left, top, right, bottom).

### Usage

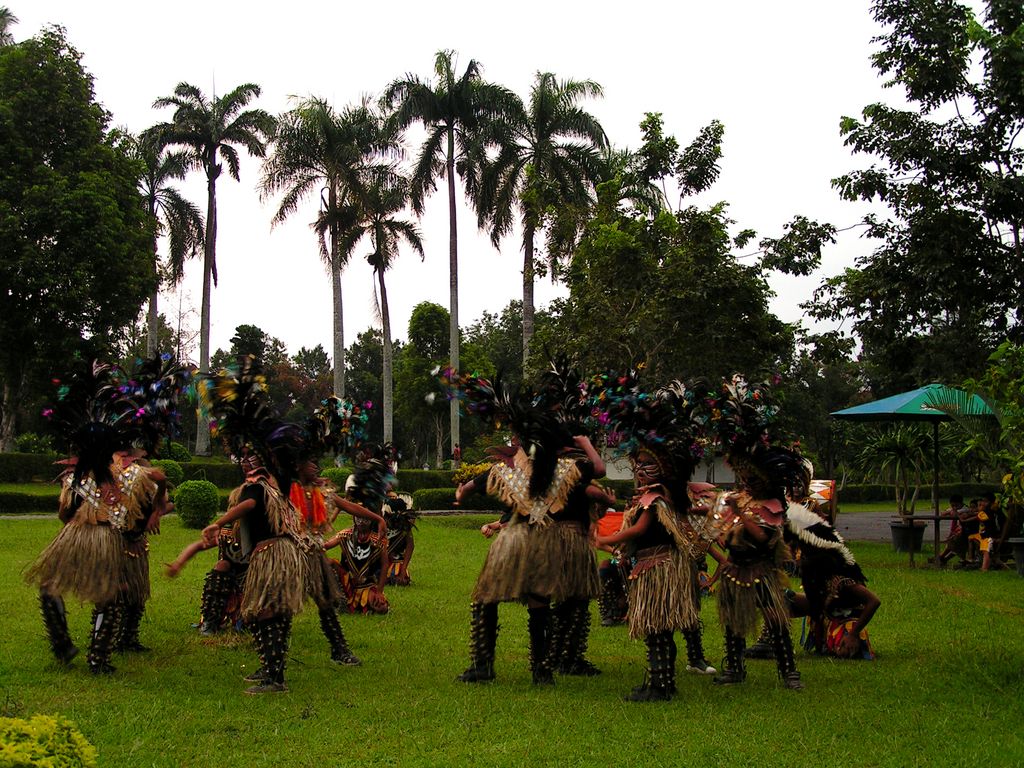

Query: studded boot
199;569;235;635
527;605;554;685
682;624;716;675
627;632;673;701
246;615;290;694
745;624;775;659
320;609;361;666
769;622;804;690
713;627;747;685
87;603;118;675
457;602;498;682
39;592;78;665
559;600;601;676
546;601;569;671
115;600;149;652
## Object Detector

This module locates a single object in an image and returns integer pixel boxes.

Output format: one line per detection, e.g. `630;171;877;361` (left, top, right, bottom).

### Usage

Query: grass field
1;514;1022;768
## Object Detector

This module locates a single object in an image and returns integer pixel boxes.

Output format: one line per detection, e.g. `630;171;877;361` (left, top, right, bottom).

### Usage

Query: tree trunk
434;411;444;470
329;184;345;398
447;130;460;464
522;221;536;371
0;375;20;452
147;233;159;357
377;267;393;444
195;170;217;456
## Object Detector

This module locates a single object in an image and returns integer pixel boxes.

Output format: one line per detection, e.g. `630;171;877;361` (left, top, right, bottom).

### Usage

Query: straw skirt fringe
304;549;343;609
626;548;698;640
716;564;788;637
241;536;306;620
551;523;600;602
472;522;561;604
121;537;151;604
25;523;125;605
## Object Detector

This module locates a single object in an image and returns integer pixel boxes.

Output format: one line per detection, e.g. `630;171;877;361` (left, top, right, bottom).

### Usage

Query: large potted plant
856;424;932;552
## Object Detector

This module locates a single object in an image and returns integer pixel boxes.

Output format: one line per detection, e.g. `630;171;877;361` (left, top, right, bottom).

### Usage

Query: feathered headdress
43;360;144;489
308;396;371;459
533;354;590;436
196;356;276;461
125;353;193;455
348;442;397;511
709;374;810;503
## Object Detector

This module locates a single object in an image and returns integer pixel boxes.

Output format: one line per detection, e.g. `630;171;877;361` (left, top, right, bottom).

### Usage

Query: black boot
199;569;235;635
745;624;775;659
39;593;78;665
115;601;150;652
527;605;554;685
320;609;361;666
598;568;625;626
626;632;673;701
457;602;498;682
246;615;290;694
682;625;716;676
713;627;746;685
558;600;601;676
769;622;804;690
87;603;118;675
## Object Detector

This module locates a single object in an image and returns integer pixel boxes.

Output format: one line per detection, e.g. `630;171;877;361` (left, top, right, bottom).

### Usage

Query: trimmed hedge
174;480;220;529
151;459;184;488
0;490;59;513
395;469;454;492
836;482;999;504
413;487;505;511
0;714;97;767
321;467;351;489
181;460;243;488
166;441;192;462
0;453;62;483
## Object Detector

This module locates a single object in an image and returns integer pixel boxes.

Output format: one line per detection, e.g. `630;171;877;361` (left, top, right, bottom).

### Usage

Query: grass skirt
716;562;788;637
241;536;306;620
626;547;698;639
472;521;561;604
121;536;150;604
25;522;124;605
551;522;601;602
304;549;343;610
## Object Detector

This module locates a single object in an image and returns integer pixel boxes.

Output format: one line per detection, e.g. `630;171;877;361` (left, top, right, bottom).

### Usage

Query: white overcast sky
19;1;897;362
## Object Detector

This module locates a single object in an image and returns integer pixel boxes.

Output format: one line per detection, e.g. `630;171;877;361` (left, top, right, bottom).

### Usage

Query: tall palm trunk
147;231;160;357
377;266;394;444
446;129;460;458
0;375;20;452
195;169;217;456
329;184;345;398
522;220;536;371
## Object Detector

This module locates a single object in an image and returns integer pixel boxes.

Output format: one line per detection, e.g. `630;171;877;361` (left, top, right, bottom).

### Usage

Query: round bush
0;714;97;767
321;467;351;489
167;441;192;462
151;459;184;488
174;480;219;529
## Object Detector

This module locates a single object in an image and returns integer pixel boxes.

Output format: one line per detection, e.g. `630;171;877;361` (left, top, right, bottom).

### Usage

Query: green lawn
1;514;1022;767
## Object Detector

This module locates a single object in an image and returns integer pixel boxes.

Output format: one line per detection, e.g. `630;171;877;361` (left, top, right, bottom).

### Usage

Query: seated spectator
961;499;983;567
937;494;969;566
978;491;1007;572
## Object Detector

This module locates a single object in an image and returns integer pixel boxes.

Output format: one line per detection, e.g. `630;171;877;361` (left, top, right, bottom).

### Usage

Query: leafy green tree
261;97;388;397
0;28;153;450
478;72;608;368
809;0;1024;393
345;328;386;443
395;302;450;467
383;50;520;456
151;82;275;453
125;128;204;356
293;344;331;380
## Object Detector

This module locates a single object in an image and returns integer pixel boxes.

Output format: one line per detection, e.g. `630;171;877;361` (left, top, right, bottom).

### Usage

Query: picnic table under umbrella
830;383;995;566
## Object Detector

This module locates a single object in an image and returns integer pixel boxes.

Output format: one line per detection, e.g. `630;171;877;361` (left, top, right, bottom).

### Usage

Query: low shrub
412;487;504;511
181;460;242;488
0;490;59;513
166;442;192;462
174;480;220;529
14;432;56;455
0;714;97;767
452;462;492;485
395;469;453;492
0;453;61;483
321;467;351;490
151;459;184;488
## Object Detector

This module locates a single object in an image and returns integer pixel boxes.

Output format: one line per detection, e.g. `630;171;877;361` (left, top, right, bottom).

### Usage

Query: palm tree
151;83;275;453
359;167;424;443
130;128;205;356
478;72;607;369
0;7;17;46
260;97;389;398
382;50;519;456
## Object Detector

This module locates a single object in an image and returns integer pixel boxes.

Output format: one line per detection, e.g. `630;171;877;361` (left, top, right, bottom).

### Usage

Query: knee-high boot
246;615;291;694
626;631;674;701
745;623;775;659
320;608;360;666
199;569;235;635
87;603;118;675
768;622;803;690
457;602;498;682
527;605;554;685
559;600;600;676
682;624;716;675
40;592;77;664
116;600;149;652
713;627;747;685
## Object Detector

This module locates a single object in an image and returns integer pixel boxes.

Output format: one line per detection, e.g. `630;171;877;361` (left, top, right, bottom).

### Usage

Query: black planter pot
890;521;926;553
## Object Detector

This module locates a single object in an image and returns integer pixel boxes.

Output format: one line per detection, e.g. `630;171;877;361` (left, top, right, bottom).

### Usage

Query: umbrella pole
933;420;941;565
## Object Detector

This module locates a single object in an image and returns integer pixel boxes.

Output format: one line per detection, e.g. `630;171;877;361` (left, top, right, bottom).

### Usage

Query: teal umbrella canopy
830;383;994;422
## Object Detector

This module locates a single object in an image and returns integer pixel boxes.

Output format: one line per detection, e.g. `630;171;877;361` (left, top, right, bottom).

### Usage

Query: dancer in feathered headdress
592;374;716;701
447;369;605;686
113;354;192;654
196;358;307;694
706;373;810;690
25;360;166;675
